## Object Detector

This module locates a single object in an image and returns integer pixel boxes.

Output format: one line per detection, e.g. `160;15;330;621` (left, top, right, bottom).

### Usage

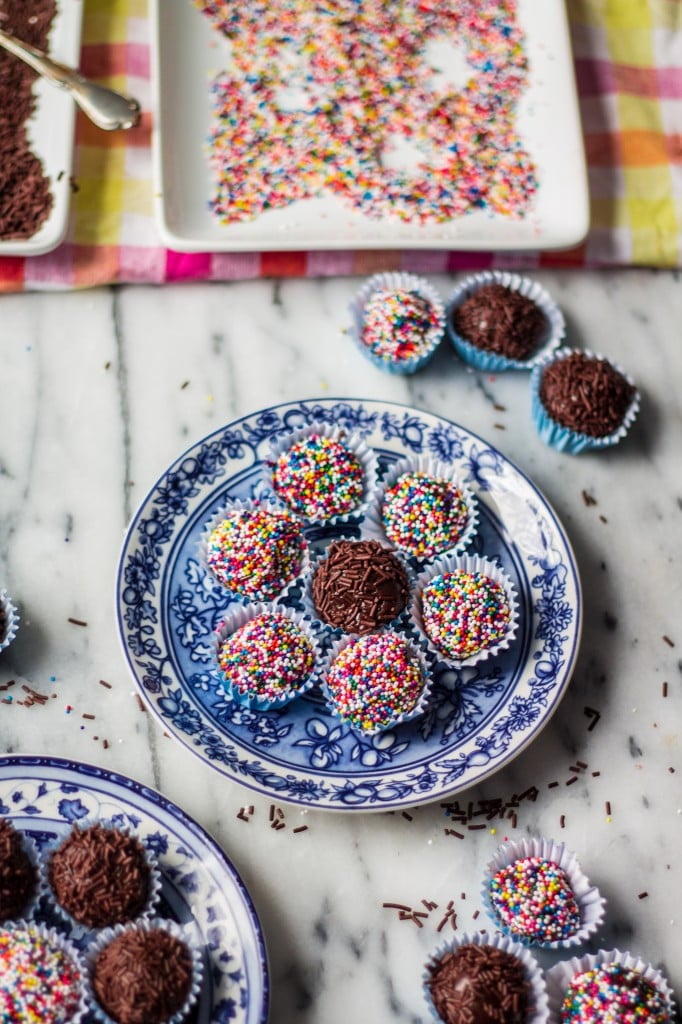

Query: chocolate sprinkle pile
0;818;38;921
93;928;193;1024
312;539;409;633
0;0;57;239
427;943;530;1024
453;284;546;360
48;824;151;928
539;351;636;437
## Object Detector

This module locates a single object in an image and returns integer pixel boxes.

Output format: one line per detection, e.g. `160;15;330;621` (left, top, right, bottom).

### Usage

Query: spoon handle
0;27;141;131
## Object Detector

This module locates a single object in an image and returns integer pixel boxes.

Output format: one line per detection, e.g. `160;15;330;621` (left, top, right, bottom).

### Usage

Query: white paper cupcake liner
198;496;310;603
481;837;606;950
0;831;44;925
348;271;446;375
0;590;19;652
446;270;565;372
213;602;323;710
321;628;432;735
530;347;641;454
411;553;519;669
264;421;380;526
85;918;203;1024
44;818;162;936
546;948;676;1024
364;453;479;562
423;929;549;1024
0;920;88;1024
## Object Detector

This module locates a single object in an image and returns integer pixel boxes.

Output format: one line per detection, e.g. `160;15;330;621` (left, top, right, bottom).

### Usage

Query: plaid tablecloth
1;0;680;290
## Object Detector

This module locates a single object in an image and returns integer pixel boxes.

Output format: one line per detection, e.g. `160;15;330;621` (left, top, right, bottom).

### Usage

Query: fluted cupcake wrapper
320;628;432;736
264;421;380;527
0;590;19;652
446;269;565;372
213;602;324;711
481;836;606;950
84;918;204;1024
411;553;519;669
0;920;89;1024
198;496;310;604
545;948;676;1024
530;346;641;454
348;271;446;375
422;929;549;1024
44;818;162;938
364;452;479;563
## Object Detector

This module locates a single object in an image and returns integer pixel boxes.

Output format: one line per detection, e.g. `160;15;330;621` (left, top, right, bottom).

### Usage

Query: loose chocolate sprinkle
401;811;413;822
566;776;578;786
293;825;308;834
576;760;588;769
444;828;464;839
599;514;608;524
472;909;480;920
581;489;597;507
312;539;409;634
638;892;649;900
67;617;88;627
99;679;112;689
539;351;636;437
605;801;612;815
560;814;566;828
82;713;95;720
453;283;547;361
584;706;601;731
493;403;507;412
383;902;411;911
592;770;601;777
548;781;559;789
427;943;530;1024
0;680;15;692
663;682;669;697
93;928;193;1024
423;899;439;911
467;823;487;831
135;694;147;712
663;635;675;648
493;423;506;431
103;739;109;749
0;818;38;920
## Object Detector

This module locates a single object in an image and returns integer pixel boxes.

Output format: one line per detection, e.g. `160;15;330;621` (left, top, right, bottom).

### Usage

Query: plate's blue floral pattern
0;757;268;1024
117;400;581;811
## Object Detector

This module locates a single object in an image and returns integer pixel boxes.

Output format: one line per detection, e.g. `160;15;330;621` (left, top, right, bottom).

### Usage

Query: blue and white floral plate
0;756;268;1024
117;399;581;812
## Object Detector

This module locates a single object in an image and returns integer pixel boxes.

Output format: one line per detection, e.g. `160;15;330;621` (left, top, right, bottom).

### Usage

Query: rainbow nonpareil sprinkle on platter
194;0;538;225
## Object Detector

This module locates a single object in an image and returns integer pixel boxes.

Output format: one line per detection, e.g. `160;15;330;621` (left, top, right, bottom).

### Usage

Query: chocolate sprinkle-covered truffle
453;284;546;361
48;824;151;928
311;539;409;634
0;818;38;921
539;351;636;438
92;927;193;1024
427;943;530;1024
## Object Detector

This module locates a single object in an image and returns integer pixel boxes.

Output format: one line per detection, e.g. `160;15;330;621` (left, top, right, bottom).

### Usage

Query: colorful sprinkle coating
325;632;425;732
195;0;537;225
361;290;442;366
207;507;306;599
560;963;669;1024
489;856;581;942
272;434;364;519
218;612;315;703
0;927;82;1023
382;472;470;558
421;569;511;660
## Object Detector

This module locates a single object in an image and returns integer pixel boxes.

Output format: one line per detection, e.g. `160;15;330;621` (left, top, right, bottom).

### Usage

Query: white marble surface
1;269;681;1022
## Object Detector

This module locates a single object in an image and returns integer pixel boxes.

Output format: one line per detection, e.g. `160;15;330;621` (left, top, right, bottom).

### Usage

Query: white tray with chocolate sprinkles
116;398;582;812
0;756;268;1024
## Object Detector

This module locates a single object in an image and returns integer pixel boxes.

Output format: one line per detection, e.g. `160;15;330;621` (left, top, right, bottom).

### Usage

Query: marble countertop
1;268;680;1022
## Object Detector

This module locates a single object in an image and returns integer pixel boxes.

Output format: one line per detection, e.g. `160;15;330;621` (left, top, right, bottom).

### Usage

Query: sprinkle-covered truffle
421;569;511;660
272;434;364;519
207;506;306;599
489;856;581;943
0;926;82;1023
325;633;425;732
217;612;315;704
362;289;442;367
539;351;636;438
426;942;530;1024
0;819;38;922
382;472;470;559
311;539;409;634
560;963;669;1024
453;283;546;361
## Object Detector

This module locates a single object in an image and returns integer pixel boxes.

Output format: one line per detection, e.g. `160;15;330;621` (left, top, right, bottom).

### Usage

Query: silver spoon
0;27;141;131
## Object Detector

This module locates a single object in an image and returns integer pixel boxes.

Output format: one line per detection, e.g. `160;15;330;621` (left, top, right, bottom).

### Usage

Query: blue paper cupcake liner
0;920;88;1024
0;590;19;652
348;271;446;375
481;837;606;950
423;930;549;1024
446;270;565;372
213;602;323;711
530;346;641;454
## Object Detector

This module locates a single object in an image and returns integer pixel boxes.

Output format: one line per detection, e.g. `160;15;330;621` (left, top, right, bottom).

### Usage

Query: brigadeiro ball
531;348;639;454
0;819;39;922
0;924;85;1023
48;823;157;929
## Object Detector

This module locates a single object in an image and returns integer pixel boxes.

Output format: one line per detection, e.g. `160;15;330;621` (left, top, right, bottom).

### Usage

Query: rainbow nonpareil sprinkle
272;434;364;519
489;856;581;943
207;507;306;600
421;569;511;660
560;963;669;1024
0;927;82;1023
218;612;315;704
195;0;537;224
326;633;425;732
382;472;470;558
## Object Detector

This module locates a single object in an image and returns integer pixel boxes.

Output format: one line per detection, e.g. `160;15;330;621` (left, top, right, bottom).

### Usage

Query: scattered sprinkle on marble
584;706;601;731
